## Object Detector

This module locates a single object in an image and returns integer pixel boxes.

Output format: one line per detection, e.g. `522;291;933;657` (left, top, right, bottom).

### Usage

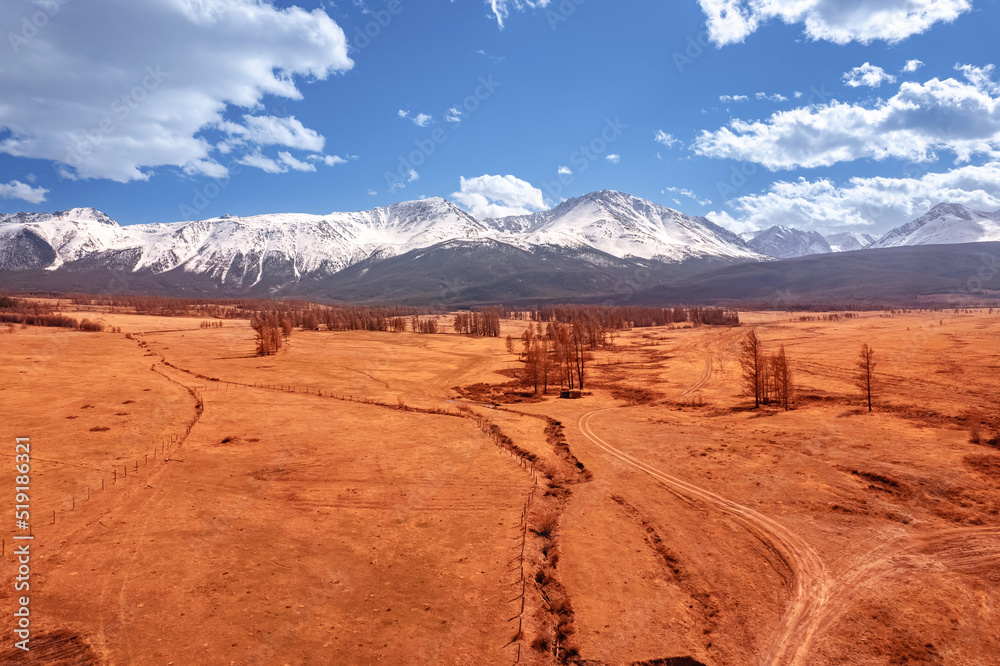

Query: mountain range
1;192;998;304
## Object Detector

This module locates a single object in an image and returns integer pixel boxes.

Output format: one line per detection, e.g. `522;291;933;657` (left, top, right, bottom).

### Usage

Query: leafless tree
773;344;793;411
856;343;877;412
740;328;763;408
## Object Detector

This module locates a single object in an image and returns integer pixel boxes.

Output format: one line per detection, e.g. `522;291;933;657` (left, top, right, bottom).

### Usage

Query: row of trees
528;305;739;329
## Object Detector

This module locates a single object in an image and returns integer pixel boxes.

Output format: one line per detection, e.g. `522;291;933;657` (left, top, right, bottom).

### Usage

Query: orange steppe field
1;307;998;665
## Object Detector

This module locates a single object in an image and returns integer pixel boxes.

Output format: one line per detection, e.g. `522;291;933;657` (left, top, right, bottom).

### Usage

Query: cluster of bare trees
250;312;290;355
199;320;225;328
452;307;502;337
513;321;589;394
739;329;793;410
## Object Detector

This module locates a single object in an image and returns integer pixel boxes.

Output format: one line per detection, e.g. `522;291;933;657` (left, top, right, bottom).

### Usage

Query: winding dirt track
578;328;1000;664
578;408;829;665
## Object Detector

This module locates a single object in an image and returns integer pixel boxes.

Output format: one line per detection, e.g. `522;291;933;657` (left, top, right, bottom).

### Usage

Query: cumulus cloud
719;94;749;103
697;0;972;46
557;166;573;175
843;63;896;88
0;0;351;183
451;174;546;219
445;107;462;123
718;161;1000;234
486;0;551;29
606;154;621;164
0;179;48;204
693;67;1000;170
904;59;925;73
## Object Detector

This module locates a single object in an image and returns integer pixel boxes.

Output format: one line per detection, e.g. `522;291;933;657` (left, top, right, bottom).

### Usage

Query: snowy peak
871;202;1000;248
483;189;760;262
747;225;832;259
824;231;876;253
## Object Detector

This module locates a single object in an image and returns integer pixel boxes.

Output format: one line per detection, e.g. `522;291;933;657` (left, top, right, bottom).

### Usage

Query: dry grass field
2;307;999;665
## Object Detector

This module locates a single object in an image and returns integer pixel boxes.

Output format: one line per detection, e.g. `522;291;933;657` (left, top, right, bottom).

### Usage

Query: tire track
577;408;829;666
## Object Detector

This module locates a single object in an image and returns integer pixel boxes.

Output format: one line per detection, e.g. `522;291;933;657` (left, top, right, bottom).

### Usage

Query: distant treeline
526;305;739;329
0;297;104;331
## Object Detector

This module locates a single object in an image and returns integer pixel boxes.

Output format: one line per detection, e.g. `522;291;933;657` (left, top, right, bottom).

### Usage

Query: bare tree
856;343;876;412
505;334;515;355
773;344;793;411
740;328;763;408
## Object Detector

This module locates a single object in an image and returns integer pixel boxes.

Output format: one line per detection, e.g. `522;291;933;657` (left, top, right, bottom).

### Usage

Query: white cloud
606;154;621;164
697;0;972;46
706;209;758;235
956;64;1000;94
904;59;925;73
755;92;788;102
843;63;896;88
278;151;316;172
451;174;546;219
557;166;572;175
0;179;48;204
445;107;462;123
0;0;351;183
238;149;286;174
219;115;326;152
654;130;683;148
719;94;749;103
693;69;1000;170
719;162;1000;234
486;0;551;29
663;186;711;206
367;188;377;196
307;154;348;166
399;110;433;126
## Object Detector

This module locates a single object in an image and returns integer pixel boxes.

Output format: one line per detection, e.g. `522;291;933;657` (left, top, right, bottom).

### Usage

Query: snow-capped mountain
483;190;761;262
0;192;762;291
0;199;494;286
825;231;876;252
871;202;1000;248
746;225;832;259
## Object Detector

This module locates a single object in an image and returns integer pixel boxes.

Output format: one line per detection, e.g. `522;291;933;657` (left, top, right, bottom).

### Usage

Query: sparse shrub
971;423;982;444
89;426;110;432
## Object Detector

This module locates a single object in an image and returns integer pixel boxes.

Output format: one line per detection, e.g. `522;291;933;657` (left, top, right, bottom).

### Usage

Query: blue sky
2;0;1000;236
